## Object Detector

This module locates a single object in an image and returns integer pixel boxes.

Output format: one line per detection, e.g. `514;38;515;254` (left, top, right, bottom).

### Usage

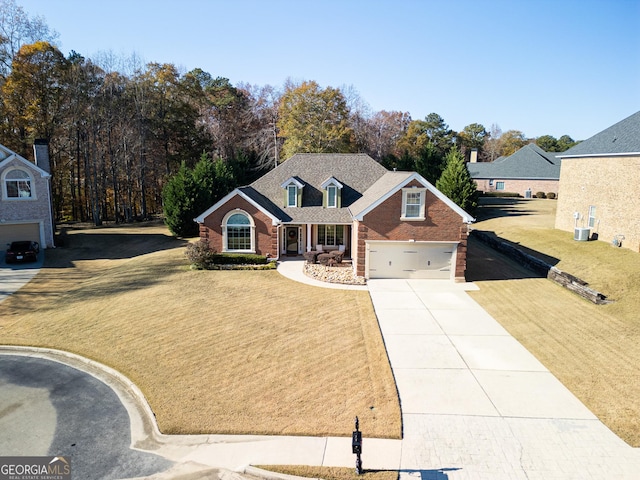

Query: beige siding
555;156;640;251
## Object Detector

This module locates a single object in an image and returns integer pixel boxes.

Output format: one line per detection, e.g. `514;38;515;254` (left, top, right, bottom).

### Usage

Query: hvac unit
574;227;590;241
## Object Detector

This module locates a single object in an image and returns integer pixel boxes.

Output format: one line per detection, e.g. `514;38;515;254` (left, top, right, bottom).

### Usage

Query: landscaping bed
303;262;366;285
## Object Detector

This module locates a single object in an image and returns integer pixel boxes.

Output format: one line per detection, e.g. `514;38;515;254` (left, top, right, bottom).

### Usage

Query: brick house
467;143;560;198
195;153;475;281
555;110;640;251
0;140;55;250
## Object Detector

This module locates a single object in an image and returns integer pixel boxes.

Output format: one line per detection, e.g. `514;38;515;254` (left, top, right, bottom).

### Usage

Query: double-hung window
401;188;426;220
588;206;596;228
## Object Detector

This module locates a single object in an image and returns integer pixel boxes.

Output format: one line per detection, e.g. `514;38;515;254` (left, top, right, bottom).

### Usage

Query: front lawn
0;222;401;439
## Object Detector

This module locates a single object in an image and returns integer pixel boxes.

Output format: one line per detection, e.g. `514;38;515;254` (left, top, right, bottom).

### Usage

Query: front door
286;227;299;254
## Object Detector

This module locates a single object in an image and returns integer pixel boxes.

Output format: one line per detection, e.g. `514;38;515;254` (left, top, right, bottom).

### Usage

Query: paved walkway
2;259;640;479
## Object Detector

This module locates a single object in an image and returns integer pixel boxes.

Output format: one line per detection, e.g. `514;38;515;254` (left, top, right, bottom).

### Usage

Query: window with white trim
401;188;426;220
317;224;344;247
4;169;33;199
588;205;596;228
327;185;337;208
495;181;505;191
287;185;297;207
223;211;254;252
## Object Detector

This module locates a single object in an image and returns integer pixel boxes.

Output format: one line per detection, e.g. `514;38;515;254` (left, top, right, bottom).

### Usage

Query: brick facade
355;184;468;280
555;156;640;252
474;178;558;198
199;196;277;257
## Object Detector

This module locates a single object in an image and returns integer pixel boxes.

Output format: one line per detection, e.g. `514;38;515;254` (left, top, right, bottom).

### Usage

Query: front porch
280;223;352;258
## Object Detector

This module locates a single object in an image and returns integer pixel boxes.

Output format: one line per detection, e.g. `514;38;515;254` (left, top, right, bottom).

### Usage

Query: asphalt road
0;355;174;480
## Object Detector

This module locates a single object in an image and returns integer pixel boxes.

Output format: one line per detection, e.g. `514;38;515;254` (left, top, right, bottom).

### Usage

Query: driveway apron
367;278;640;480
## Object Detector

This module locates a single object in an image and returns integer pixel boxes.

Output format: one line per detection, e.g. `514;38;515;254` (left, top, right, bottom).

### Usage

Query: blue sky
17;0;640;140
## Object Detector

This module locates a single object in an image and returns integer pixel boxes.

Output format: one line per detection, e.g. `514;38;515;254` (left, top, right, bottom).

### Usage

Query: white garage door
367;241;457;279
0;223;40;251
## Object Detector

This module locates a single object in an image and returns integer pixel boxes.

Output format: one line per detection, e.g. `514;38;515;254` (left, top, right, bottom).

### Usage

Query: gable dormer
321;177;343;208
280;177;304;208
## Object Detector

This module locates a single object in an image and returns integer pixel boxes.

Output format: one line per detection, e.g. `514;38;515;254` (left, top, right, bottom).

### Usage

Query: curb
0;345;163;449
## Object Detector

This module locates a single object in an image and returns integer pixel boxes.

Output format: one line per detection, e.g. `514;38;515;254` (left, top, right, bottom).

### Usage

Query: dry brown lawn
0;222;401;439
468;198;640;446
258;465;398;480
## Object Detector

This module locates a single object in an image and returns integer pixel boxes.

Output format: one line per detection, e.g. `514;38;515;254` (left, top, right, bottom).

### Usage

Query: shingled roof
247;153;388;224
467;143;560;180
558;110;640;157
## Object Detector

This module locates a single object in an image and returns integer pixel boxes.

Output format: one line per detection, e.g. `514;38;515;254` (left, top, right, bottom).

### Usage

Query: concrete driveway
368;278;640;480
0;251;43;303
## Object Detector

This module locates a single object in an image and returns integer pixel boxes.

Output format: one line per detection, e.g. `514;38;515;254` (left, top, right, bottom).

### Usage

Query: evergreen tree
163;161;196;237
436;147;478;214
414;143;444;185
163;154;235;237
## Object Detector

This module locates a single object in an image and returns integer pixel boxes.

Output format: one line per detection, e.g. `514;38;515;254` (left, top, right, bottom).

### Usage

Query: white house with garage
0;140;55;252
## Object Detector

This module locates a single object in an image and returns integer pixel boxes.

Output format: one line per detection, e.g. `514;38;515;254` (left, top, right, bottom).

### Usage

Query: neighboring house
195;153;475;281
0;140;55;251
555;110;640;251
467;144;560;197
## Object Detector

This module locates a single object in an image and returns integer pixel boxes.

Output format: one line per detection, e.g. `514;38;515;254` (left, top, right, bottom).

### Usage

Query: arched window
4;169;33;199
223;211;255;252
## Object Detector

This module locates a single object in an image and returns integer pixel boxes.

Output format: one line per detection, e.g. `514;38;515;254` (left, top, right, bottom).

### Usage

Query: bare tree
0;0;58;76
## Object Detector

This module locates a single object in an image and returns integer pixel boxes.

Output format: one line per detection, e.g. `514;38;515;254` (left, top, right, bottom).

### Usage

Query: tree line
0;0;577;227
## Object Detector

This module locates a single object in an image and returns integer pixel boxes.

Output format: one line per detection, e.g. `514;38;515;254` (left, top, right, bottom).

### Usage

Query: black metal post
352;416;363;474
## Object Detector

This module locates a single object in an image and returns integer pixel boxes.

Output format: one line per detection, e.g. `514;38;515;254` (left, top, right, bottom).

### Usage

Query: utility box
574;227;590;241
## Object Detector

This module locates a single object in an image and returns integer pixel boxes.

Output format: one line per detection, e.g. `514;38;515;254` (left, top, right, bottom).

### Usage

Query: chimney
469;148;478;163
33;139;51;173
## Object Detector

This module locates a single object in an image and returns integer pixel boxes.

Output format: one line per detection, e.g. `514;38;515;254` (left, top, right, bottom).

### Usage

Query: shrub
210;253;269;265
185;239;218;269
535;191;546;199
185;240;273;269
547;192;556;199
481;191;521;198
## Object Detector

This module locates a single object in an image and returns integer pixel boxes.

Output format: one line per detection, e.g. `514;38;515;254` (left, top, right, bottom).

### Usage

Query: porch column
306;224;312;251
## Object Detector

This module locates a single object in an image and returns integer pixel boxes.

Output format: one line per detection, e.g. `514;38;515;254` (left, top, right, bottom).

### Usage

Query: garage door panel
368;242;456;279
0;223;40;251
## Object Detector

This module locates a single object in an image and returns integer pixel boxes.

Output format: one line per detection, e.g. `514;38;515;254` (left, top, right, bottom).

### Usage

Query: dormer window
321;177;343;209
327;185;337;207
287;185;297;207
281;177;304;208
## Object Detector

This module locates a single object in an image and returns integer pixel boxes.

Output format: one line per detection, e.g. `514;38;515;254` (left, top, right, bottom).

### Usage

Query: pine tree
163;154;235;237
435;147;478;214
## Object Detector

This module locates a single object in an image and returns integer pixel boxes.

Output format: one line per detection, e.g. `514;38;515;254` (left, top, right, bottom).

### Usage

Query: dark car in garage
4;241;40;263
